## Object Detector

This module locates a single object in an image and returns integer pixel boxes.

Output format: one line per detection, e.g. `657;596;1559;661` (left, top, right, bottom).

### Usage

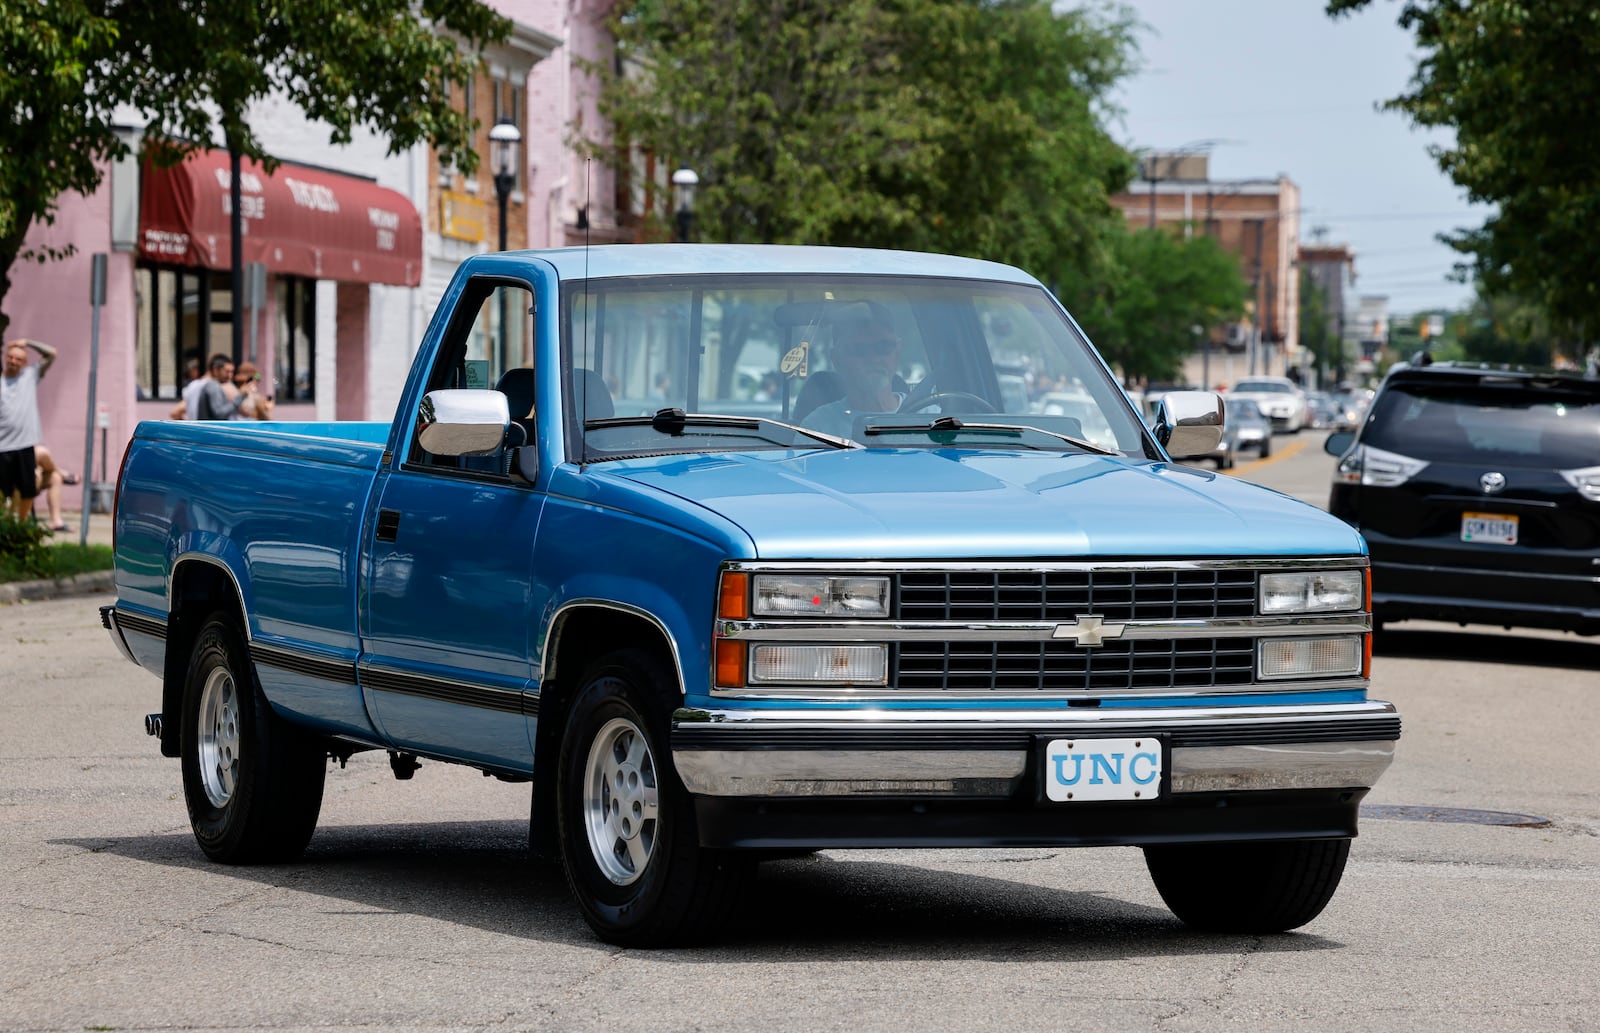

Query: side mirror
1152;391;1224;458
1324;430;1356;457
417;389;511;456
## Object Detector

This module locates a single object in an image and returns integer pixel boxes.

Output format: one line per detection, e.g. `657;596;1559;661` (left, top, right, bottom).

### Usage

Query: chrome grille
896;568;1257;623
897;638;1256;693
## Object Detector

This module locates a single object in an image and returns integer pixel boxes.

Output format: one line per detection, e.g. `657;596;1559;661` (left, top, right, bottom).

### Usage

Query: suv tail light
1559;465;1600;502
1337;444;1430;487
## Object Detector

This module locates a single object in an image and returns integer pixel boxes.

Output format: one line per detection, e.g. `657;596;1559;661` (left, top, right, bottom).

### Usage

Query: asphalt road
2;434;1597;1032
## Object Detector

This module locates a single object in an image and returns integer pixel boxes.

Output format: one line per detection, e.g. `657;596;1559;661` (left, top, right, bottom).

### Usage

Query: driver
803;310;904;439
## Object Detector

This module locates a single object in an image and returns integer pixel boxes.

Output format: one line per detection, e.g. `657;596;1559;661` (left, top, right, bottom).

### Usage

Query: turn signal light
715;640;746;688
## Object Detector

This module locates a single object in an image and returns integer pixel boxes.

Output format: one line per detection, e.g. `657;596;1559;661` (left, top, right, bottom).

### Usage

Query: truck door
359;278;544;772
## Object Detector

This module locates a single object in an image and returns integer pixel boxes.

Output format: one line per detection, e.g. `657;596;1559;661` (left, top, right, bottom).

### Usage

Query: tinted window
1363;381;1600;467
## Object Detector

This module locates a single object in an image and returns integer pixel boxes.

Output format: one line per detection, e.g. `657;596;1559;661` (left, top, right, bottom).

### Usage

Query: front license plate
1043;737;1162;802
1462;512;1518;545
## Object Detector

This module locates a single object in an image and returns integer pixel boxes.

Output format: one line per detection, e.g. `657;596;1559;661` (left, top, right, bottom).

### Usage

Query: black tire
1259;437;1272;459
1144;838;1351;933
180;615;326;864
556;648;750;947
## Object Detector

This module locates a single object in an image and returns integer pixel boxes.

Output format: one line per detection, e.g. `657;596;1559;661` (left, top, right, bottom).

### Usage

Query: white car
1225;377;1308;433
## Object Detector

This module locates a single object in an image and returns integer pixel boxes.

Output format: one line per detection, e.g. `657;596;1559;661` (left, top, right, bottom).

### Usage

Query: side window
411;279;536;471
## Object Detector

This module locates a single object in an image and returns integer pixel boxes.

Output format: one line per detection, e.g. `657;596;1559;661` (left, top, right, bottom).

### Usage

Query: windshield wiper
863;415;1120;455
585;408;857;449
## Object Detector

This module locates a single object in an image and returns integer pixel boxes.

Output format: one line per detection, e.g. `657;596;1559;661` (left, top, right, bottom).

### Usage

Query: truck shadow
56;824;1343;960
1374;626;1600;670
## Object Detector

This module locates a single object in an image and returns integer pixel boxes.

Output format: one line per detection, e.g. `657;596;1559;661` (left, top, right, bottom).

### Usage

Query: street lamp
672;166;698;242
489;116;521;369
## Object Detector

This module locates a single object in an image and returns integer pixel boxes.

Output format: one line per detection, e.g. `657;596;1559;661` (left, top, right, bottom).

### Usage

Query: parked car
1225;398;1273;463
1331;389;1372;432
1304;391;1342;429
1226;377;1308;433
1325;359;1600;635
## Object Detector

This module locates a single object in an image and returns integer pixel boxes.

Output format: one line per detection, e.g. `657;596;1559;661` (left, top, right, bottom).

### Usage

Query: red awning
139;148;422;287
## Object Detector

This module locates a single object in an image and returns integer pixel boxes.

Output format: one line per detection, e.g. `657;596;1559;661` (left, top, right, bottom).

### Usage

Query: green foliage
0;0;122;329
1327;0;1600;339
1456;292;1557;367
0;0;511;337
0;509;54;581
591;0;1137;280
1056;224;1250;383
1298;269;1346;384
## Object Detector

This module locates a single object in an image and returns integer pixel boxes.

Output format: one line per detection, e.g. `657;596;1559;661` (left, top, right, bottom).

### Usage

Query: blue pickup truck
103;244;1398;945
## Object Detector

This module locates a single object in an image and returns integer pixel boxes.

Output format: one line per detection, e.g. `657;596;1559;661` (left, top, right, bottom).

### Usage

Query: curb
0;569;115;606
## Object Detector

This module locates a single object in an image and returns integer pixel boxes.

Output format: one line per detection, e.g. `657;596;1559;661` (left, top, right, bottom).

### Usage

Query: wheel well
528;605;679;857
158;560;247;758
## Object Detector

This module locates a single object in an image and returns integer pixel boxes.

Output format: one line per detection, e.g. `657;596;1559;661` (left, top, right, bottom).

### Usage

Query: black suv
1324;359;1600;635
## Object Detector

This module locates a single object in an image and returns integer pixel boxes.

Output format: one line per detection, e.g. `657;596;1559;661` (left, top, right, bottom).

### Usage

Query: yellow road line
1227;436;1307;476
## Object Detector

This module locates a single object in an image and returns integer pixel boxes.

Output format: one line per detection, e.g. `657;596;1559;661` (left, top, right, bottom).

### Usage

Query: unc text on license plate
1043;737;1162;802
1462;512;1518;545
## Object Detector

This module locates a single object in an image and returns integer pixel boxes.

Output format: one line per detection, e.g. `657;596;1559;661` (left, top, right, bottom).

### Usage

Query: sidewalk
0;506;116;605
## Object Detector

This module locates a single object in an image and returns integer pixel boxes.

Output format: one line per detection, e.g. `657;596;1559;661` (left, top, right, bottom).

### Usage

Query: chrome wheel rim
197;666;241;808
583;716;659;886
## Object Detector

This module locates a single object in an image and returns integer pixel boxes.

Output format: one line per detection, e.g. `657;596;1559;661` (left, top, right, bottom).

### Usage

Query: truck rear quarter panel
115;421;387;736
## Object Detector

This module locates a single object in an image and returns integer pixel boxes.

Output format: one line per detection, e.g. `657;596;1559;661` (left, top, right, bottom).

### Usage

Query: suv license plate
1462;512;1518;545
1043;737;1162;802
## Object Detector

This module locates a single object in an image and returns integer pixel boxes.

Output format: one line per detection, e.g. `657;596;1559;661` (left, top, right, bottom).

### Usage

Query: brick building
1110;153;1302;380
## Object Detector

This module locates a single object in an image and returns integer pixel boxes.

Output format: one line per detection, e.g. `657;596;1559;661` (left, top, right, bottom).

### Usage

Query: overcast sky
1111;0;1487;316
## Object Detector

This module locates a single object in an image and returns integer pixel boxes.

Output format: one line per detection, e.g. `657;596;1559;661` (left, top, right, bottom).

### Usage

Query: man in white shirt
0;338;57;520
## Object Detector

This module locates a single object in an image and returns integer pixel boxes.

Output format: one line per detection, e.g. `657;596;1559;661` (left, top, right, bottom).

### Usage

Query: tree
0;0;511;339
0;1;122;335
591;0;1137;282
1298;269;1341;386
1057;224;1249;384
1327;0;1600;340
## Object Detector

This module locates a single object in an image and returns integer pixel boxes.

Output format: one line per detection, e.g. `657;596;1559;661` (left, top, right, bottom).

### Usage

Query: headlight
1259;571;1363;614
753;574;890;618
749;644;888;685
1259;637;1363;679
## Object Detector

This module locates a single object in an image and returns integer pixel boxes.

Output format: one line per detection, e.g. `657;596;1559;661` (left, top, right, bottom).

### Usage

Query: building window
492;78;525;191
134;263;233;401
275;276;316;402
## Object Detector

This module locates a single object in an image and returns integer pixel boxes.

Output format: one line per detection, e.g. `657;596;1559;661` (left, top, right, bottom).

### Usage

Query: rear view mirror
417;389;511;456
1152;391;1224;458
1324;431;1356;457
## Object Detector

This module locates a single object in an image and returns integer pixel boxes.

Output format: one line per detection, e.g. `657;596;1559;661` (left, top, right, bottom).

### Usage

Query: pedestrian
170;355;205;420
32;442;79;533
229;362;274;420
0;337;57;522
193;352;253;421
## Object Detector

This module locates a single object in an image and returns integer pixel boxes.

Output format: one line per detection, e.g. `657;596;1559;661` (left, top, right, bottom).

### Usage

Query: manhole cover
1361;804;1551;828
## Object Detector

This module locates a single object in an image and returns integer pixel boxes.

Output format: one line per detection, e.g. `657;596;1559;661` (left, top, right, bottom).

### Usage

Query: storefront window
135;264;218;401
275;277;316;402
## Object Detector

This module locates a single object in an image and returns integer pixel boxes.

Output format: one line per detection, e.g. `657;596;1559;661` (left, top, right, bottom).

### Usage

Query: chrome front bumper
672;700;1399;798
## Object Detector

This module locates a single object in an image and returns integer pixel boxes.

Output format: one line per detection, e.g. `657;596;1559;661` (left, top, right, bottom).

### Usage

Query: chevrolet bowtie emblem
1052;615;1126;647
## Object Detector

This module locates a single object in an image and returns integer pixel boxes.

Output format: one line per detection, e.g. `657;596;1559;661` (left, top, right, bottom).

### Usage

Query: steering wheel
897;391;997;415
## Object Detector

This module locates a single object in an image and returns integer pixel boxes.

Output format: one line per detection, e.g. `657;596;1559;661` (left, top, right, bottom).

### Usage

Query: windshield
1363;380;1600;467
1233;380;1294;394
563;273;1148;461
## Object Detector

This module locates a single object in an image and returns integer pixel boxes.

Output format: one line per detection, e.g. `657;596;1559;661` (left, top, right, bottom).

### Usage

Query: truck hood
601;448;1364;559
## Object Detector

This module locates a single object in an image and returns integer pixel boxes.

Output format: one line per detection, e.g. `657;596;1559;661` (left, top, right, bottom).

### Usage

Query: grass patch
0;511;114;584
